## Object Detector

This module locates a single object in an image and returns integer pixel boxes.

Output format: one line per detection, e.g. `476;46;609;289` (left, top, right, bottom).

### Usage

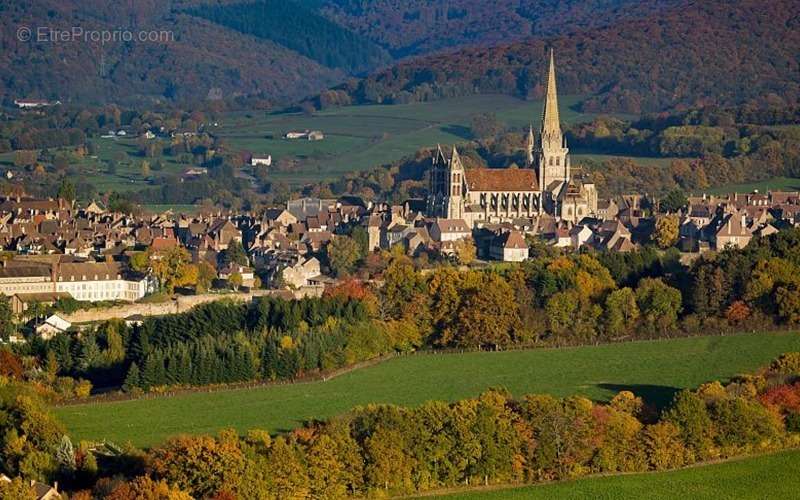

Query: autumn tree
452;273;521;348
148;434;246;498
327;235;362;277
652;215;679;249
603;287;640;337
453;239;476;265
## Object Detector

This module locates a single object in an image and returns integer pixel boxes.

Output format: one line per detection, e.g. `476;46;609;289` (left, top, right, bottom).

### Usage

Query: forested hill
1;0;797;109
315;0;682;58
330;0;800;113
0;0;345;105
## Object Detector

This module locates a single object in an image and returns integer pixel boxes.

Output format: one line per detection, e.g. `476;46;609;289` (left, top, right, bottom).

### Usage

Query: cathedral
427;50;597;225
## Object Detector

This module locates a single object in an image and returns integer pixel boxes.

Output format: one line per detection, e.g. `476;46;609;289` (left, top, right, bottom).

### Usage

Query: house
14;99;60;109
285;131;308;139
713;211;752;249
11;291;70;315
490;230;528;262
281;257;321;288
569;224;594;249
36;314;71;340
251;156;272;167
31;480;61;500
218;264;256;288
429;218;471;242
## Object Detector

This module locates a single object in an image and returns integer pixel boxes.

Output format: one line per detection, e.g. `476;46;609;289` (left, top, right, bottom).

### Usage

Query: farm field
571;152;686;168
705;176;800;195
56;332;800;448
210;94;631;184
0;94;634;193
431;449;800;499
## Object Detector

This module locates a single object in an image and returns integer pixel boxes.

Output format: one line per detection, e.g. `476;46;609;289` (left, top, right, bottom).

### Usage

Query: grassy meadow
706;176;800;195
431;449;800;499
56;332;800;448
206;93;629;184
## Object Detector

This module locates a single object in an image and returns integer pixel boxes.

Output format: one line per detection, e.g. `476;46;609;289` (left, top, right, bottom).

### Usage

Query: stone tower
536;49;570;194
427;145;464;219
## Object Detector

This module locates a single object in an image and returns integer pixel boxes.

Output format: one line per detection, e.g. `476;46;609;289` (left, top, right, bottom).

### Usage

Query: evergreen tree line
132;353;800;498
34;296;377;392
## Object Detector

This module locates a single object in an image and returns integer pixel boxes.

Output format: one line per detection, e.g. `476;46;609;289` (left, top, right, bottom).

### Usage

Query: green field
431;449;800;499
56;332;800;448
211;94;629;184
1;94;628;192
571;152;687;168
706;176;800;195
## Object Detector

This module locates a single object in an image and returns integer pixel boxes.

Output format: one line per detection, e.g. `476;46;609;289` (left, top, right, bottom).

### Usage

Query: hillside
0;0;345;105
335;0;800;113
56;332;800;447
1;0;796;110
317;0;680;57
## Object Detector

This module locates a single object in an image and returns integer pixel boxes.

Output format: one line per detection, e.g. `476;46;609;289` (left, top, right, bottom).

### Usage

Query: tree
0;295;15;340
659;189;688;213
129;251;150;272
229;272;243;291
604;287;640;337
148;435;246;498
470;112;505;139
652;215;679;249
453;239;476;265
776;285;800;324
327;236;362;277
665;390;715;461
452;274;520;348
151;246;193;293
57;179;76;203
635;278;682;334
220;240;248;267
197;262;217;293
123;362;141;392
106;476;192;500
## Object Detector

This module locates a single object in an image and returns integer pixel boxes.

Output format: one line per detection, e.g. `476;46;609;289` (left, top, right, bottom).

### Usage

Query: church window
549;157;554;166
556;157;560;166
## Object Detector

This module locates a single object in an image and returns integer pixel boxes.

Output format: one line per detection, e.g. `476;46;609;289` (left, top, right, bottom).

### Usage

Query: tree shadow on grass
597;383;681;413
440;124;473;140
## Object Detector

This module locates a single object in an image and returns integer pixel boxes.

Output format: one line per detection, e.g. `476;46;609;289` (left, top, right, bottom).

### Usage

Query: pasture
706;176;800;195
432;449;800;499
210;94;623;184
56;332;800;448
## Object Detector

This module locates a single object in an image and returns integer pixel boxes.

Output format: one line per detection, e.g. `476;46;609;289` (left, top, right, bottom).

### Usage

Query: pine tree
123;362;141;391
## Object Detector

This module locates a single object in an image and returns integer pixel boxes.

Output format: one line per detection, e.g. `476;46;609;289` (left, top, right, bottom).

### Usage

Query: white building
251;156;272;167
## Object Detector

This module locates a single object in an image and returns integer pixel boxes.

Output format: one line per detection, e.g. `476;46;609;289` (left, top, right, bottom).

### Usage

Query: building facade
427;50;597;225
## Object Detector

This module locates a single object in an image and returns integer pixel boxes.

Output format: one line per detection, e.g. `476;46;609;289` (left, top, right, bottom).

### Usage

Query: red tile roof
465;168;538;192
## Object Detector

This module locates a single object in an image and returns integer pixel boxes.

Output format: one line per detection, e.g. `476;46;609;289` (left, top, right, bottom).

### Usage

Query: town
2;1;800;497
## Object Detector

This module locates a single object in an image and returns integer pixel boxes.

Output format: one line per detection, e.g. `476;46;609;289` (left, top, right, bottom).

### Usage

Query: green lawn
431;449;800;499
55;332;800;448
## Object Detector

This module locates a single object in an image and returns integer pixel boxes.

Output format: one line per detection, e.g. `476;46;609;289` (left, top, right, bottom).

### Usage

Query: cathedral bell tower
535;49;570;194
427;145;464;219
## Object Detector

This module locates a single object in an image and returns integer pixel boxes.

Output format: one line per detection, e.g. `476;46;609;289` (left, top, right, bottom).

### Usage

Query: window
556;157;560;166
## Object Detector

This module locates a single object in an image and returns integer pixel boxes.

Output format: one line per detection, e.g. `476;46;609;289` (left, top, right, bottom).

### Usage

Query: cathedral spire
541;48;561;145
526;124;535;166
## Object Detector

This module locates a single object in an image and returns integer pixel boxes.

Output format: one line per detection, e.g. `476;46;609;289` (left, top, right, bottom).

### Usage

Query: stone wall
62;286;324;324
